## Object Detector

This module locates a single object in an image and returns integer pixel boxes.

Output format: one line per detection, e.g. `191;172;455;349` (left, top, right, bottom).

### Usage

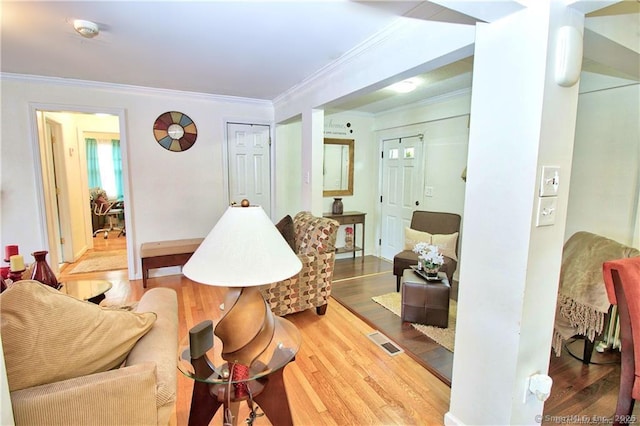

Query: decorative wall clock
153;111;198;152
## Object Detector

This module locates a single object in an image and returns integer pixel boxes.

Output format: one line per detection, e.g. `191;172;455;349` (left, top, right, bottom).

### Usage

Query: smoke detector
73;19;99;38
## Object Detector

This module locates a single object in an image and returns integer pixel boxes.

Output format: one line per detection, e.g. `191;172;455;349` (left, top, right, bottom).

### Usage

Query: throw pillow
275;215;296;252
1;280;156;392
431;232;459;261
404;227;432;250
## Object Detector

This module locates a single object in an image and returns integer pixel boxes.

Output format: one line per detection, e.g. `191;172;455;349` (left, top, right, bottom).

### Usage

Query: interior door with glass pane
380;136;424;260
227;123;271;216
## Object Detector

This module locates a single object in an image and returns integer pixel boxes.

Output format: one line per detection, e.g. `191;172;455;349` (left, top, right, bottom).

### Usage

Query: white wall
565;82;640;246
274;119;303;219
0;76;273;278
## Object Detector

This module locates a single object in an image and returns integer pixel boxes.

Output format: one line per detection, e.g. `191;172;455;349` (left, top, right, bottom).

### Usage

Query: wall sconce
555;26;583;87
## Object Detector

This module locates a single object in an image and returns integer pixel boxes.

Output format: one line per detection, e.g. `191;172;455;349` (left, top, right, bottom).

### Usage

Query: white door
380;136;424;260
227;123;271;216
41;118;67;266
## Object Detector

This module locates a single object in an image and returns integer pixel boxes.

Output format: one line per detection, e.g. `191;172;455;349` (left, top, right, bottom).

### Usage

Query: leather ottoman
401;269;451;328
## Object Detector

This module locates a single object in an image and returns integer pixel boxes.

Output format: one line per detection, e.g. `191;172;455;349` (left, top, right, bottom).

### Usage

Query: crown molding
273;18;476;122
273;17;406;106
373;87;472;117
1;72;273;107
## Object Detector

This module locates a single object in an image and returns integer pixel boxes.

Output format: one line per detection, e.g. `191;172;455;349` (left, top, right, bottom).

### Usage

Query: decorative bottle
31;251;59;289
332;198;343;215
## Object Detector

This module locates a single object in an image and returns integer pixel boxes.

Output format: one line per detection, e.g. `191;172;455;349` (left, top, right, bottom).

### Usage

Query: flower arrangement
345;226;354;249
413;242;444;271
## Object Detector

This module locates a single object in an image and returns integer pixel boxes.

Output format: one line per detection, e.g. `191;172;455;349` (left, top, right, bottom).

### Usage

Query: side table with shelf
323;211;366;262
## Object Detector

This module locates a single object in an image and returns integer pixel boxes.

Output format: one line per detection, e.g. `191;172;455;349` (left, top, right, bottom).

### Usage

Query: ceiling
1;1;638;115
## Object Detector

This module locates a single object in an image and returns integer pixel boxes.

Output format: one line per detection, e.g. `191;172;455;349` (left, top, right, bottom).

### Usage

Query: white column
446;1;584;425
301;109;324;215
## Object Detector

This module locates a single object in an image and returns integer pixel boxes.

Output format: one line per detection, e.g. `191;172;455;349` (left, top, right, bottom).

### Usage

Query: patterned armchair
261;211;339;316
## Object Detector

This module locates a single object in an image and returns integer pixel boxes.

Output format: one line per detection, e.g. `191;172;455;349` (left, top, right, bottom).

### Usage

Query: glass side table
59;279;112;304
178;317;301;426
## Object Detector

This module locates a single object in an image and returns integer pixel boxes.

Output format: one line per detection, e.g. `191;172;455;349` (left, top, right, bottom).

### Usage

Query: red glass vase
31;250;59;289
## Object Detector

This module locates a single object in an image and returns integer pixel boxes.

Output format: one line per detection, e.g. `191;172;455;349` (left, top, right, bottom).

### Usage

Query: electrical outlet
540;166;560;197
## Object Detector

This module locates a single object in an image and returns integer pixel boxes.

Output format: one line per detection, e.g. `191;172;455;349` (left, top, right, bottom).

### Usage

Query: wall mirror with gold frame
323;138;354;196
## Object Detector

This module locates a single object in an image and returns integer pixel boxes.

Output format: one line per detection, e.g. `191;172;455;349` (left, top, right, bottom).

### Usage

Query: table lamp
182;200;302;394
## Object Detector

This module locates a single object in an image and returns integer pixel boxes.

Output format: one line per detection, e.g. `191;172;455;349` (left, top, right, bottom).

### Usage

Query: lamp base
188;357;293;426
184;314;300;426
215;286;275;367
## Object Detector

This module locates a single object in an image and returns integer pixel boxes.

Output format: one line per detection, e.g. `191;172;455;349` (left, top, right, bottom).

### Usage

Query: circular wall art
153;111;198;152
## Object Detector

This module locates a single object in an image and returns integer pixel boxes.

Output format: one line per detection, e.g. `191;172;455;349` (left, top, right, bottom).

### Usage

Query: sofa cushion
1;280;156;392
275;215;296;252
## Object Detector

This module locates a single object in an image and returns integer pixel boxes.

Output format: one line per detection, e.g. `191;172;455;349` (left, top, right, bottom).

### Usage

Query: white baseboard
131;266;182;282
444;412;465;426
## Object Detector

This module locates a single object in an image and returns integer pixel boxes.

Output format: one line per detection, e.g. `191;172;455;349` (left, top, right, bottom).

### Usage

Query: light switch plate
425;186;433;197
536;197;557;227
540;166;560;197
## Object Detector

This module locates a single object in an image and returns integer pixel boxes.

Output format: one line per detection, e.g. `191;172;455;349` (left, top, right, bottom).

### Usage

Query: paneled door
226;123;271;216
379;136;424;260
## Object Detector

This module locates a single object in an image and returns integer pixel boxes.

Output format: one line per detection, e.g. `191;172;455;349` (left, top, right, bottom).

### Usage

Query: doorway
379;134;425;261
33;106;132;278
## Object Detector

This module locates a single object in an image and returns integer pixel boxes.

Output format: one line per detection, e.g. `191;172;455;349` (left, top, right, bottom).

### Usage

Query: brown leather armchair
393;211;461;291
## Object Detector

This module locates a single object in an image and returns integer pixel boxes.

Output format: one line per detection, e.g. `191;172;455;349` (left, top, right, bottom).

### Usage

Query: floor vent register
366;331;404;356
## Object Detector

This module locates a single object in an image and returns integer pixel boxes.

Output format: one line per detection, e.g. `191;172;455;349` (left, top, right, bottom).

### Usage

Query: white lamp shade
183;205;302;287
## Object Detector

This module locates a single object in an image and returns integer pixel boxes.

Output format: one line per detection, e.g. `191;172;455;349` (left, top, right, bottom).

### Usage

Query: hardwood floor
332;256;639;424
331;257;454;385
59;231;127;277
55;251;637;424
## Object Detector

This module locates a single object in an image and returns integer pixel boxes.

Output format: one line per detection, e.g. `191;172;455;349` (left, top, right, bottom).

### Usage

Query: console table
323;211;366;262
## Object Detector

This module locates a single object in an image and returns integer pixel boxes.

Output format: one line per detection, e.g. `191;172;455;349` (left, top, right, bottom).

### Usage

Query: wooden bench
140;238;203;288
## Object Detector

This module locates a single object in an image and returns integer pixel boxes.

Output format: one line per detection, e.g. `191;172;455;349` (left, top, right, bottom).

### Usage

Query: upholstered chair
261;211;339;316
392;211;461;291
603;257;640;425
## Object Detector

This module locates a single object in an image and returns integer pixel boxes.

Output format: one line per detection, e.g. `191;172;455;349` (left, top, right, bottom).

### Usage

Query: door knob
415;201;420;206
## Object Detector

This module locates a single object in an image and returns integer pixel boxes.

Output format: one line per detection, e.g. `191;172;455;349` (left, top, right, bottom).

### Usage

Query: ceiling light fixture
388;78;421;94
73;19;99;38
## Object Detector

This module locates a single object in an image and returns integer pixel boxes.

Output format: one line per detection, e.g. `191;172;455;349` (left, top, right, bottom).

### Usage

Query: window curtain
85;138;102;190
111;139;124;200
